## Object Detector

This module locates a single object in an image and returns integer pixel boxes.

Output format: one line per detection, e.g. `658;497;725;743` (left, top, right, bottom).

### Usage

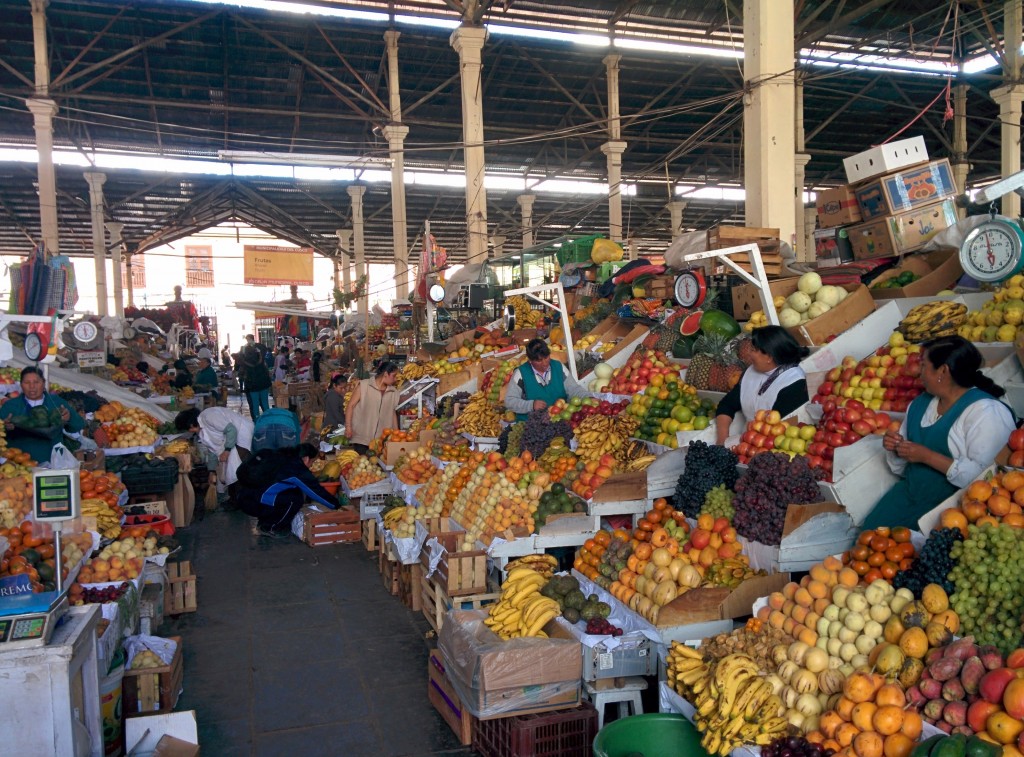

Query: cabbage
787;291;812;313
807;302;831;319
594;362;613;379
778;307;802;328
815;285;842;307
798;272;822;295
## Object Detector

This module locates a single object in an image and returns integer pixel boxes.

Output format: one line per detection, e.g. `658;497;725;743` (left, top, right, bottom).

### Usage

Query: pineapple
687;332;743;391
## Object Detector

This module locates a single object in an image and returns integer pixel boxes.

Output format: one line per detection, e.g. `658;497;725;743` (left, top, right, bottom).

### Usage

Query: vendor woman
862;336;1015;530
504;338;590;421
714;326;810;445
0;366;85;464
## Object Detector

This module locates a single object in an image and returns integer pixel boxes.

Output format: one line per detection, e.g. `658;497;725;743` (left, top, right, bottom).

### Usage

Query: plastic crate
555;235;603;266
473;702;598;757
359;491;390;520
123;513;174;536
119;458;179;495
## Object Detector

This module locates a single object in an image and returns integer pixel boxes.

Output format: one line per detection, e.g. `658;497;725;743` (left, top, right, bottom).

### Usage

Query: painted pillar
333;257;341;292
603;54;627;243
337;229;352;305
124;251;135;308
743;0;797;243
668;200;687;240
518;194;535;249
794;154;811;261
490;235;506;258
992;0;1024;218
450;25;489;264
952;82;969;218
28;0;59;255
627;237;639;262
383;29;410;299
84;172;108;316
106;221;125;317
348;186;367;326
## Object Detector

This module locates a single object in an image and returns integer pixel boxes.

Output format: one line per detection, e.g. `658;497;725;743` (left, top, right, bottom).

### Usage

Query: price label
77;350;106;368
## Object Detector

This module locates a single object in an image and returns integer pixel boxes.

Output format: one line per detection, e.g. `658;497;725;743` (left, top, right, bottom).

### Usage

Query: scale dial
72;321;98;344
673;270;707;308
427;284;446;304
23;332;43;362
960;219;1024;282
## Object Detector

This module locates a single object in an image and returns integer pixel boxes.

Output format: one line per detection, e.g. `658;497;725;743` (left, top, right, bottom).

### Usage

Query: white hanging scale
673;269;707;308
960;216;1024;283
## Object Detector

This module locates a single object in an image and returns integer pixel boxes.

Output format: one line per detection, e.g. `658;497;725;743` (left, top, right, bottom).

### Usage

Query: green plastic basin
592;713;710;757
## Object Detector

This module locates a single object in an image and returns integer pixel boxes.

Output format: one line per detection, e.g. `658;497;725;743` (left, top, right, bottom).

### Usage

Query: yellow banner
243;245;314;285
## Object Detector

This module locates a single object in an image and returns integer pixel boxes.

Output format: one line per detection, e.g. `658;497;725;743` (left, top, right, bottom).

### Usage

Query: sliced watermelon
699;309;740;339
679;310;704;336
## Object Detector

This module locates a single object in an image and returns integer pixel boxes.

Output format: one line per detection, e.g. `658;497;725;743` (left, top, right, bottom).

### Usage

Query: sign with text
243;245;314;286
77;350;106;368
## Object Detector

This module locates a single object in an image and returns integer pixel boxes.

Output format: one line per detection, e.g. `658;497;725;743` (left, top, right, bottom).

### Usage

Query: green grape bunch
700;484;735;520
949;523;1024;656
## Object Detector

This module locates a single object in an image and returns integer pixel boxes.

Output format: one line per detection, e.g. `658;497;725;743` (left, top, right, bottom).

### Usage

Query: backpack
251;408;301;452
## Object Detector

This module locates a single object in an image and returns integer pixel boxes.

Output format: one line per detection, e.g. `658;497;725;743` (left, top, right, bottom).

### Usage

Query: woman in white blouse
862;336;1016;529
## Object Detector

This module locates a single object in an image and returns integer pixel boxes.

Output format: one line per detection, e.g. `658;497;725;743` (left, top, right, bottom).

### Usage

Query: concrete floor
162;505;477;757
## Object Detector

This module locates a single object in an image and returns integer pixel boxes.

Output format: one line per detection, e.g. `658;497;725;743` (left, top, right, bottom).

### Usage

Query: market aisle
164;507;476;757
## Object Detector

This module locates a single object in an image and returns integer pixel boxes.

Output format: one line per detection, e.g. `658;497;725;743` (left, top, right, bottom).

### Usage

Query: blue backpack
251;408;301;452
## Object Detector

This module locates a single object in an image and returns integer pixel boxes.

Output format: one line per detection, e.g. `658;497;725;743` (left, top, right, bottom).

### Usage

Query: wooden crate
429;650;475;746
361;518;378;552
707;225;784;276
423;532;489;597
123;636;184;716
164;561;197;615
380;543;399;596
420;572;500;634
398;562;424;611
301;506;360;546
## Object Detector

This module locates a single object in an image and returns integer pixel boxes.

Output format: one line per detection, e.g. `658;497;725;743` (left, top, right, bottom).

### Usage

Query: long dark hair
922;335;1006;398
751;326;810;366
376;361;399;378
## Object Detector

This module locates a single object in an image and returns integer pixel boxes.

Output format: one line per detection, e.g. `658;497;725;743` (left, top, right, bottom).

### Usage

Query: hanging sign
243;246;315;286
76;350;106;368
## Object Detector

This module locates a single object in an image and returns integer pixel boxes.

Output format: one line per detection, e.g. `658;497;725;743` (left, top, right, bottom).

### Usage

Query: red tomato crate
472;701;598;757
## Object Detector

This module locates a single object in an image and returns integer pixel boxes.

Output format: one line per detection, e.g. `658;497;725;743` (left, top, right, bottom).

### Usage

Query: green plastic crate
556;234;604;266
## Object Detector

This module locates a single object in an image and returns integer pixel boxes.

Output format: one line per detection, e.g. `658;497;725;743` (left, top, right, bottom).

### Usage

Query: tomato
1010;428;1024;451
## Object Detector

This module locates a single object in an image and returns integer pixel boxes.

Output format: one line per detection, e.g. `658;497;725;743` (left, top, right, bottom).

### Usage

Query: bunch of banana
483;567;560;639
574;414;639;461
382;504;409;529
669;649;787;756
702;556;762;589
506;296;542;326
336;449;360;467
454;393;502;437
158;439;191;455
897;300;967;343
401;362;437;381
615;438;657;471
81;498;122;539
502;554;557;579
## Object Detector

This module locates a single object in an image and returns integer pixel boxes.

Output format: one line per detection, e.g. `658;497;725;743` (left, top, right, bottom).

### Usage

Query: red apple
967;699;1003;733
827;433;844;448
852;421;873;437
981;668;1019;704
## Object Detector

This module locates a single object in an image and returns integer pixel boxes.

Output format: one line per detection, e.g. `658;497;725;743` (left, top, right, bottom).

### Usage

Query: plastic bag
49;443;79;470
124;634;177;669
590;237;623;263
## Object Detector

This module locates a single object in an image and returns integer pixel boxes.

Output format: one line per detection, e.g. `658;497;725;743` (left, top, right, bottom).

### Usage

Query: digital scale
0;468;81;649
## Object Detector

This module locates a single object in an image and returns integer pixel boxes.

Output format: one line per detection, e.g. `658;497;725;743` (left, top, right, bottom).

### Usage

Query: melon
798;271;822;295
679;310;705;336
807;302;831;319
672;335;697;359
594;362;613;379
590;377;610;392
779;307;802;328
698;310;740;339
787;291;812;314
815;285;842;307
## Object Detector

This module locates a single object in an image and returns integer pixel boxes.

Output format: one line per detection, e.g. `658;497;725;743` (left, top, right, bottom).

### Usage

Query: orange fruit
872;705;905;736
853;730;884;757
939;509;968;537
968;480;994;502
883;733;915;757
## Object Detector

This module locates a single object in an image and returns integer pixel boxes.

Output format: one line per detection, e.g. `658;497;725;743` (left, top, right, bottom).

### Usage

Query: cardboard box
590;469;647;504
438;610;582;720
125;711;199;757
848;199;958;260
868;249;964;300
75;448;105;471
429;650;475;745
855;159;957;220
843;135;928;184
813;227;855;264
816;186;862;227
655;571;791;628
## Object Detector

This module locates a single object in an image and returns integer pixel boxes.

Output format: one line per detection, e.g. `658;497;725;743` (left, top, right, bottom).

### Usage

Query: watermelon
699;310;740;339
672;335;698;359
679;310;704;336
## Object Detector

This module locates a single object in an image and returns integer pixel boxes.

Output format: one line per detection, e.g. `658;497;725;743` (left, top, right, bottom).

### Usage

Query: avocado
931;734;967;757
910;735;945;757
550;483;565;496
562;607;580;623
965;736;1002;757
19;548;41;566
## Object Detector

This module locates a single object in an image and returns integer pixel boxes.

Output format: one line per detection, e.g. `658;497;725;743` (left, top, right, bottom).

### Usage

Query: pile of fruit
0;521;93;591
776;272;851;329
625;376;714;447
893;527;963;597
80;497;124;540
539;573;612;625
536;437;579;484
841;527;917;585
812;334;925;413
130;649;168;670
585;617;623;636
414;462;465;518
599;348;680;396
343;457;386;489
68;581;131;606
734;409;818;464
935;473;1024;534
432;442;473;463
533;484;586;528
958;276;1024;342
399;362;437;382
380;499;417;538
95;405;160;448
502;410;573;459
897;300;968;343
733;452;824;545
454;393;503;438
673;440;740;517
393;446;438;486
481;355;526;404
484;562;561;639
0;473;36;528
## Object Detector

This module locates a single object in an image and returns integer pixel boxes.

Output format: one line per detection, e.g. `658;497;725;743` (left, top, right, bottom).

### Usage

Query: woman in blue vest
505;338;590;421
862;336;1015;530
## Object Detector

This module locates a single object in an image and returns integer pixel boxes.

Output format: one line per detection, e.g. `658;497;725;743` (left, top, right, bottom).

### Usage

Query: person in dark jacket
230;443;339;537
171;359;193;389
242;345;272;419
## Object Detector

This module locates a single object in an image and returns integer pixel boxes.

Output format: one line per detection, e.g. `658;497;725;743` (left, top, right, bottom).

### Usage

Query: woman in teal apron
504;338;590;421
862;336;1016;530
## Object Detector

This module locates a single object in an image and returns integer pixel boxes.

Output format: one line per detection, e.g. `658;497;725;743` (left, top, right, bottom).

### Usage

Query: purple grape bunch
733;452;823;545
